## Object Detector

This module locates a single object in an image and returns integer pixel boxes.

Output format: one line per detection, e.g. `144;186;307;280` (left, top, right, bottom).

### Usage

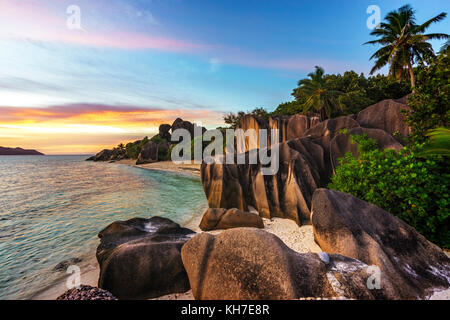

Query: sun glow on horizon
0;105;224;155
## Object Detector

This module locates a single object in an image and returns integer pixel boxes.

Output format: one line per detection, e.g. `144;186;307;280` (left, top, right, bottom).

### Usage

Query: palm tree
298;66;343;121
365;5;448;89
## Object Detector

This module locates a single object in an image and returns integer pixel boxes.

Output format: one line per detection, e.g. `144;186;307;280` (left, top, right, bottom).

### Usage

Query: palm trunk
408;61;415;92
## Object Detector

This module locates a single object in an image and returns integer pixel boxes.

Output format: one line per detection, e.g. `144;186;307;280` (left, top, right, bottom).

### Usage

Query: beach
33;160;323;300
32;160;450;300
115;159;202;178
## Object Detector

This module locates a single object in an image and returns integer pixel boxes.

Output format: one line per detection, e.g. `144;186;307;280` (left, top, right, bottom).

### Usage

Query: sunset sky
0;0;448;154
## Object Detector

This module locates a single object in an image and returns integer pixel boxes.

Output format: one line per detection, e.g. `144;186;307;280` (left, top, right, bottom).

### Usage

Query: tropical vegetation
329;134;449;248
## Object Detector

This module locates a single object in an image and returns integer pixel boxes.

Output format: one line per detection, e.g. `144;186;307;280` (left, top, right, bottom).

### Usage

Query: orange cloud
0;104;224;154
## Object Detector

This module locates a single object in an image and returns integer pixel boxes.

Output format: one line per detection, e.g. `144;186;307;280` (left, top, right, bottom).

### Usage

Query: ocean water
0;155;208;300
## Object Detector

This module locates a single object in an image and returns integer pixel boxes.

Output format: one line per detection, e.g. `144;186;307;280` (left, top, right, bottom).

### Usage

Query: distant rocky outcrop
199;208;264;231
136;141;158;164
96;216;195;299
159;124;172;141
87;118;205;163
311;189;450;299
0;147;44;156
171;118;206;139
181;228;394;299
56;285;117;300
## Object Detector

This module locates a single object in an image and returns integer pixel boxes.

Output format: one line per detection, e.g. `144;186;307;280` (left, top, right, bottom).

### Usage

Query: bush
271;70;410;117
404;49;450;144
125;137;148;159
328;134;449;248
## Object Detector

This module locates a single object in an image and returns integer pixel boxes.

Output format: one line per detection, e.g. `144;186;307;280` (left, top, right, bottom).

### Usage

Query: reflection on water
0;155;207;299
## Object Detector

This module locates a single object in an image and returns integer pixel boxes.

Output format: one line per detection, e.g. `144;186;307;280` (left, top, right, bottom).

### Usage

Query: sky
0;0;448;154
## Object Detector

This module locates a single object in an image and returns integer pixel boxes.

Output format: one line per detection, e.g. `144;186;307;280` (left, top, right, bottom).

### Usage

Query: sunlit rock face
311;189;450;299
202;97;411;227
199;208;264;231
201;137;327;225
182;228;395;300
238;114;270;153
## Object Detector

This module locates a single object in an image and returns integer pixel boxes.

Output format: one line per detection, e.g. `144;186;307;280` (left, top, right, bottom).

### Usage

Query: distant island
0;147;44;156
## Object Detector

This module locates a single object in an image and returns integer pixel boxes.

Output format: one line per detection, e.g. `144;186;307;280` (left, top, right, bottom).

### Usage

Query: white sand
115;159;201;178
32;259;100;300
263;218;322;253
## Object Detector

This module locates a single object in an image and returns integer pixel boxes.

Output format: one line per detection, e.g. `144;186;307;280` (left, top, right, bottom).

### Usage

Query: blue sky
0;0;448;154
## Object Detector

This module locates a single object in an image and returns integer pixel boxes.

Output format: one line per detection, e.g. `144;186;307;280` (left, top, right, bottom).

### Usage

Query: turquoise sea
0;155;208;299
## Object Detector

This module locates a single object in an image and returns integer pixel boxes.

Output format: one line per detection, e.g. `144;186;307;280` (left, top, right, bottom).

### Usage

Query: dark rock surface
201;137;327;224
53;257;82;271
136;141;158;164
181;228;394;300
96;216;195;300
56;285;117;300
330;127;403;172
159;124;172;141
0;146;44;156
311;189;450;299
199;208;264;231
356;98;411;142
171;118;206;140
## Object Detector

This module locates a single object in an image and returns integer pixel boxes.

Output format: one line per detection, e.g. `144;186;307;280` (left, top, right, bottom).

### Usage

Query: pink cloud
0;0;356;73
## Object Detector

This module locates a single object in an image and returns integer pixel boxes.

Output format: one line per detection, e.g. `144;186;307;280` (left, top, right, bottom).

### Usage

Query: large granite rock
268;114;320;145
304;116;360;154
268;115;290;145
311;189;450;299
238;115;270;152
88;149;114;162
136;141;158;164
286;114;321;141
201;137;327;224
96;216;195;300
199;208;264;231
330;127;403;172
356;98;411;142
159;124;172;141
171;118;206;139
181;228;394;299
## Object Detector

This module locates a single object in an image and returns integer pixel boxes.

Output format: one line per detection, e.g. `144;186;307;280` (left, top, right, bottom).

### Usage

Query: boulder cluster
201;98;409;225
67;188;449;300
65;96;448;300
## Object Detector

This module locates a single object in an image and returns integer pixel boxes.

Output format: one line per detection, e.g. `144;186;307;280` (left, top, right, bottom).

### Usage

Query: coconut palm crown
297;66;343;121
365;5;448;88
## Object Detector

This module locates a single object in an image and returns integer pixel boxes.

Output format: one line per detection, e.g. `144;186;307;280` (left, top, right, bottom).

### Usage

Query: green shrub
328;134;450;248
125;136;148;159
404;49;449;145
